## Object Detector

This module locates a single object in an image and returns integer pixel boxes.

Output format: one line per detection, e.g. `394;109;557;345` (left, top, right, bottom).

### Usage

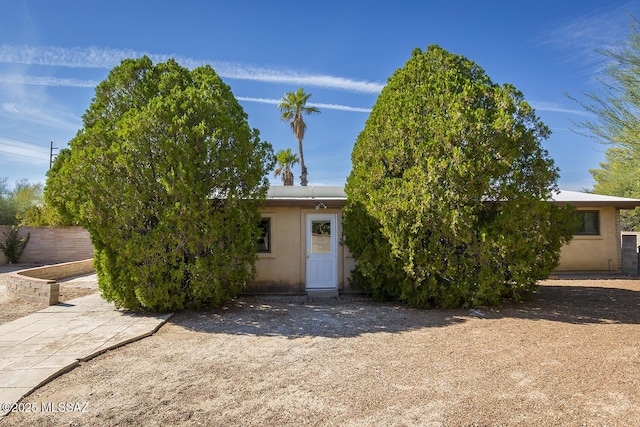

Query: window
257;218;271;252
311;219;331;254
575;210;600;236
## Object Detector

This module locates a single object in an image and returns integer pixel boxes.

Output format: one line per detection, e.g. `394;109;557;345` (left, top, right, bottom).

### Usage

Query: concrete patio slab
0;292;172;417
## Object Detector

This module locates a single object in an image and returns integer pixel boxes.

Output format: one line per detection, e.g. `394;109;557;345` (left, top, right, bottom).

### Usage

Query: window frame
257;217;271;253
575;210;600;236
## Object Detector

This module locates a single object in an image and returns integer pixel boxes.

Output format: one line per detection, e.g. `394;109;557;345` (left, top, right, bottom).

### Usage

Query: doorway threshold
306;288;340;300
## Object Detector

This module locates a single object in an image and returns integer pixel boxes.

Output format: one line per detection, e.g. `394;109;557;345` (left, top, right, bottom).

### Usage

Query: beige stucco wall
255;205;627;291
250;207;355;294
556;207;621;272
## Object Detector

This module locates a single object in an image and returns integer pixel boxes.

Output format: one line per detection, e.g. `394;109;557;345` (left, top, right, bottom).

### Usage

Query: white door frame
305;213;338;289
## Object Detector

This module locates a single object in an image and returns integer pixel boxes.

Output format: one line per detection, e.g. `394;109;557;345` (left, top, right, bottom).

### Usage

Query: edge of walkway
0;293;172;417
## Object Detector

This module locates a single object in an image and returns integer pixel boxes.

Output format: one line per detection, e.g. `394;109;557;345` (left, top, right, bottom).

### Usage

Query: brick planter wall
5;275;59;305
3;259;94;305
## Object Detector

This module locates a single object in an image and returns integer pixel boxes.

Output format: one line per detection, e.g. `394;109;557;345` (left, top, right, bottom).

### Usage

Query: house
249;186;354;295
248;187;640;295
550;190;640;274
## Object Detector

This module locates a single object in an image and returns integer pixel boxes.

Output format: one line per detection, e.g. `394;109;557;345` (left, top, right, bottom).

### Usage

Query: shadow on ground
493;284;640;325
172;296;469;339
171;282;640;339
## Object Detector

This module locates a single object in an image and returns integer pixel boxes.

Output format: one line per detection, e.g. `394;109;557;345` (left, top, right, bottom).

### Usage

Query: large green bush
46;57;274;311
344;45;577;308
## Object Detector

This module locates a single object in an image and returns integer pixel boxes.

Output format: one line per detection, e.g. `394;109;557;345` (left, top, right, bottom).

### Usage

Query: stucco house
248;186;640;295
249;186;353;295
550;190;640;274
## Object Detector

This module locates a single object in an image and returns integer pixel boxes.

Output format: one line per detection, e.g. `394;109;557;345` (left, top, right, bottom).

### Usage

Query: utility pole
49;141;58;169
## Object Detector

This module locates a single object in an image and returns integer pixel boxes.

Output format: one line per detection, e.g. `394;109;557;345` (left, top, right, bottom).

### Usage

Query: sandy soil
1;277;640;426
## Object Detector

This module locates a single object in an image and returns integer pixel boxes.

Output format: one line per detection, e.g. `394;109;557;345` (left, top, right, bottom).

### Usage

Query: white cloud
236;96;280;106
237;96;372;113
0;44;385;94
537;3;640;68
308;102;371;113
0;74;97;87
0;45;137;69
1;102;81;131
224;65;383;93
530;101;594;116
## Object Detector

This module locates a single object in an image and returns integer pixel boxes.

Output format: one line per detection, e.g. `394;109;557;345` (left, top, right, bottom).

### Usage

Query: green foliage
344;45;577;309
0;226;30;263
590;146;640;230
571;15;640;149
0;178;43;225
278;88;320;186
576;17;640;230
45;57;274;311
18;203;78;227
273;148;299;186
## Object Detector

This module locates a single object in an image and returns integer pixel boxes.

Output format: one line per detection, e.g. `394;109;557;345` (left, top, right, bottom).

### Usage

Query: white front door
306;213;338;289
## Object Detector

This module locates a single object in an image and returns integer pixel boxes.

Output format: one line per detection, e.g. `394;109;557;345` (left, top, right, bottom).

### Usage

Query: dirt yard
2;277;639;426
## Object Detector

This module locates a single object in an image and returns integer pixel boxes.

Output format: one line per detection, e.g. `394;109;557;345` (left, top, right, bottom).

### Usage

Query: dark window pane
257;218;270;252
575;211;599;235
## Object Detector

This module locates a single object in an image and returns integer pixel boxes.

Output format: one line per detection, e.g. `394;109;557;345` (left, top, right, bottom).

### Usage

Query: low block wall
17;259;95;280
4;259;94;305
5;275;59;305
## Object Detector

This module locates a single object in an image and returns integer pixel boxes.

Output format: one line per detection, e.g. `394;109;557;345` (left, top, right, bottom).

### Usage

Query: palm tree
273;148;300;186
278;88;320;186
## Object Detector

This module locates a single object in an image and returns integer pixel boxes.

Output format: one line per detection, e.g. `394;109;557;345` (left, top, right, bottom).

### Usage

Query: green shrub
0;226;30;263
45;57;274;311
344;45;577;308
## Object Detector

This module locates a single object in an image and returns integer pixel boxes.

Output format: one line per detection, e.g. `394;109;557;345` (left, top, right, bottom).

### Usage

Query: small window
257;218;271;252
575;211;600;236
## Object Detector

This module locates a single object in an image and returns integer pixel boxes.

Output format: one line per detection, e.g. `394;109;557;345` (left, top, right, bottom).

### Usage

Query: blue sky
0;0;638;191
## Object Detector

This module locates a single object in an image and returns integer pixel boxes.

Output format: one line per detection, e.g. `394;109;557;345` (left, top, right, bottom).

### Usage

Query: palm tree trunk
298;137;308;186
284;169;294;186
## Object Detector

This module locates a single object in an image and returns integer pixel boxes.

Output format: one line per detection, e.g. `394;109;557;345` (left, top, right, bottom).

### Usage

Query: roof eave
550;201;640;209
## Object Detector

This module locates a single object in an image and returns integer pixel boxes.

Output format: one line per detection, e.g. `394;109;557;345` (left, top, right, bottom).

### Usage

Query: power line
0;128;52;148
0;140;50;154
0;147;49;161
0;132;51;148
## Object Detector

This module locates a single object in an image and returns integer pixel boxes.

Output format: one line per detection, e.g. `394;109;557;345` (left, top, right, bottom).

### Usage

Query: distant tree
273;148;300;186
571;16;640;230
278;88;320;186
571;15;640;149
46;56;274;311
590;146;640;230
0;178;43;225
19;203;77;227
0;177;11;225
344;45;577;309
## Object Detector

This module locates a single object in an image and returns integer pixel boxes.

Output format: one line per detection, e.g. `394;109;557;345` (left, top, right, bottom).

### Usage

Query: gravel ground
1;277;639;426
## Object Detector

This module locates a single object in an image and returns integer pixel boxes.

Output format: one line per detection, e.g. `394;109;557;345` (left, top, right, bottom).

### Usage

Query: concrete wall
250;207;355;294
0;226;93;265
556;207;621;273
